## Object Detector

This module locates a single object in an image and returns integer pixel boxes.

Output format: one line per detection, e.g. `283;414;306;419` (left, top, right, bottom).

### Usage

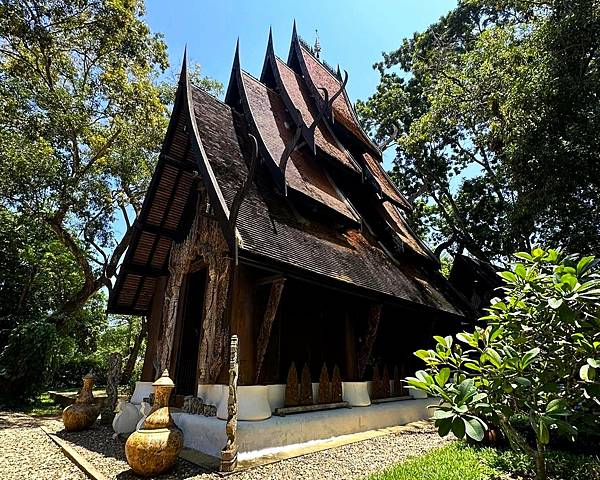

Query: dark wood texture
331;364;343;403
274;402;349;417
318;363;331;404
141;276;167;381
300;363;313;406
284;363;299;407
254;278;286;383
357;304;382;380
382;365;391;398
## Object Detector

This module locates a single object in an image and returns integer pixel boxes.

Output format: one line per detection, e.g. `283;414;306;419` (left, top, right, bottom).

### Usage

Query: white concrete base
197;384;225;407
267;384;286;410
172;397;433;459
408;387;428;399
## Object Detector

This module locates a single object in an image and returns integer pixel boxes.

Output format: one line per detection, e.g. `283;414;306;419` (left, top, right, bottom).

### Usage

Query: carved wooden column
255;278;286;383
142;277;167;381
357;304;382;380
197;255;233;384
156;215;201;373
220;335;239;472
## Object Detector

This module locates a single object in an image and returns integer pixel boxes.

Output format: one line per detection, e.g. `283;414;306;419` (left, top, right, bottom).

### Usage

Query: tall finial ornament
314;29;321;59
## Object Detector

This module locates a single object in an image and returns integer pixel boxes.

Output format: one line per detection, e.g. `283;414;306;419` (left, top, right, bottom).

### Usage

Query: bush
0;319;57;400
489;447;600;480
51;358;107;390
407;248;600;480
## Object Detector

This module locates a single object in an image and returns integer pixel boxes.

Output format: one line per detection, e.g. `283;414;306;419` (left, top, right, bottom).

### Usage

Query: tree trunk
121;317;147;385
535;440;547;480
498;415;533;456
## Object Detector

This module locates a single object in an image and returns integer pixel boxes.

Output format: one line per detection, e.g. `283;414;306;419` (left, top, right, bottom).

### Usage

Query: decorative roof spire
314;29;321;59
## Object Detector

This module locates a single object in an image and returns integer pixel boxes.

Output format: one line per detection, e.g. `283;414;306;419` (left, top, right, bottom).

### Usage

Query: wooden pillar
344;313;358;381
255;278;286;383
196;255;233;384
220;335;239;472
141;277;167;381
357;304;382;381
229;265;256;385
155;215;201;374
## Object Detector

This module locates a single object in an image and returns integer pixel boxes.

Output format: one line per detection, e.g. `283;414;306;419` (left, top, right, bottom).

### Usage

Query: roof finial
314;29;321;59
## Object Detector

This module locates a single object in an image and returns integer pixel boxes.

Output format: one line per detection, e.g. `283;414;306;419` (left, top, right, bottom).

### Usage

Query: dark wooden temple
108;25;469;395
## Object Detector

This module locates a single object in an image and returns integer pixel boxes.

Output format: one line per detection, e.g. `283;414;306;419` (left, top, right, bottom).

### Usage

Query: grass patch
368;442;600;480
21;392;62;417
368;442;500;480
0;391;66;417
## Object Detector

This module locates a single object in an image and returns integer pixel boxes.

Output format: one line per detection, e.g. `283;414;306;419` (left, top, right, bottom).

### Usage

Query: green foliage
407;247;600;479
367;442;600;480
0;1;221;399
0;0;221;318
0;319;57;399
358;0;600;261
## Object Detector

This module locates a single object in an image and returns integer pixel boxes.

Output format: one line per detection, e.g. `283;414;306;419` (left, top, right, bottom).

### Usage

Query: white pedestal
197;384;225;407
409;387;428;399
267;384;286;411
342;381;371;406
217;385;272;421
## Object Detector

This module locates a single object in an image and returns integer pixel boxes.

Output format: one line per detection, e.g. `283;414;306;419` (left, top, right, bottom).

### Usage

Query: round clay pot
125;427;183;476
125;370;183;477
63;374;99;432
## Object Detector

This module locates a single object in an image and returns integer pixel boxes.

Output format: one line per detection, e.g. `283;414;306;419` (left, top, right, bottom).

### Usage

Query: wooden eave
108;52;236;315
237;249;466;320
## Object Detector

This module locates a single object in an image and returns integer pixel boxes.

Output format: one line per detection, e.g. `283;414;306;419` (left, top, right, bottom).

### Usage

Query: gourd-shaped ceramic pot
62;373;99;431
125;370;184;477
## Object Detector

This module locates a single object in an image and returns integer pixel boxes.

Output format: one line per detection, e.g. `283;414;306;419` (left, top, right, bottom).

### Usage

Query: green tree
0;0;222;397
357;0;600;262
407;247;600;480
0;0;221;320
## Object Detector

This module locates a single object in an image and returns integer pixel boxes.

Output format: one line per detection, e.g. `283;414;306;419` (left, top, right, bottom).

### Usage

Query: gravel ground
40;417;449;480
0;411;86;480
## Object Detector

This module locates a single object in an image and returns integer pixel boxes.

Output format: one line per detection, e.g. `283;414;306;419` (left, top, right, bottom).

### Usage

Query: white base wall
172;397;433;459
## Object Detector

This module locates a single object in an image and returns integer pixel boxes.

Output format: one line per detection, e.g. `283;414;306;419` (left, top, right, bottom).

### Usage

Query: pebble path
1;411;449;480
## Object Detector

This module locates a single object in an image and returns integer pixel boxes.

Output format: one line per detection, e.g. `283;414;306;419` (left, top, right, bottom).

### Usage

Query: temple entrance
174;268;206;395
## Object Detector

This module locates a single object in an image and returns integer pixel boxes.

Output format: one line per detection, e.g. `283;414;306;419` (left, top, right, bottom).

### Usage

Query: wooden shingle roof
108;31;467;319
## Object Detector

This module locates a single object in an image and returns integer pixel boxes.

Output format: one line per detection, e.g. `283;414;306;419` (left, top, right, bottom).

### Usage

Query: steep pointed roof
108;35;467;319
287;27;380;156
238;69;359;222
272;56;361;173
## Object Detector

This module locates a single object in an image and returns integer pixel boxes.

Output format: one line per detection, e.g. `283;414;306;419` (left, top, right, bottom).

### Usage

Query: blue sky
144;0;456;110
